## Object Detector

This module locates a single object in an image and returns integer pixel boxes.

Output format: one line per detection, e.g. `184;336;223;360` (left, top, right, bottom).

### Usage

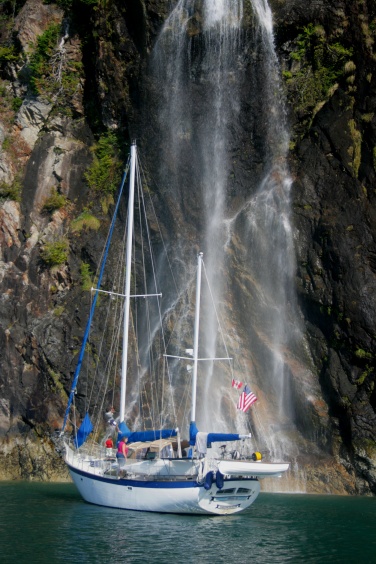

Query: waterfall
145;0;317;480
232;0;301;464
150;0;246;433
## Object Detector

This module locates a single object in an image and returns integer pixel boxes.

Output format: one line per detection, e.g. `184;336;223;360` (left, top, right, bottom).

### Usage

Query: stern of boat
197;478;260;515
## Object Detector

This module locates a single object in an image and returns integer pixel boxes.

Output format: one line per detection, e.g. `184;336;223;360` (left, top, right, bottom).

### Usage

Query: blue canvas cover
207;432;241;444
215;470;224;489
189;421;241;446
189;421;199;445
204;471;214;490
118;421;131;437
74;413;93;448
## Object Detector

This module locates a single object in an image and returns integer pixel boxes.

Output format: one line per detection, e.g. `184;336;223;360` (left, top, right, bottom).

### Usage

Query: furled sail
74;413;94;448
189;421;251;446
117;421;177;443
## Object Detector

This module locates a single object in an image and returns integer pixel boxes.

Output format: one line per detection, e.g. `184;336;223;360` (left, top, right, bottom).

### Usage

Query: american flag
232;378;243;389
237;385;257;412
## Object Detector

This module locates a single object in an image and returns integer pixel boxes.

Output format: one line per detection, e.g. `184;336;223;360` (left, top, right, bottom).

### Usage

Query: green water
1;482;375;563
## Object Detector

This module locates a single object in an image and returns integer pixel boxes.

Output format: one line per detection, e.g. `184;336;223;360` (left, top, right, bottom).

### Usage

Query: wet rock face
90;0;174;129
274;0;376;491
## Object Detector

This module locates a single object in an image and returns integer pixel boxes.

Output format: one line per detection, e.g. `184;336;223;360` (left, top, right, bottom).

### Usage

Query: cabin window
237;488;251;494
160;445;174;458
216;488;236;495
136;448;148;460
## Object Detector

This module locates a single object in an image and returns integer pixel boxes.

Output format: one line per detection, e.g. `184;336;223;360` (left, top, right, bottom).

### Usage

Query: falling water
150;0;246;433
229;0;302;464
145;0;318;479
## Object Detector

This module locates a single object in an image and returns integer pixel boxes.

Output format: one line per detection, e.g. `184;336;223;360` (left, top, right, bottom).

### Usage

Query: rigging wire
201;259;235;380
62;158;130;433
137;155;180;299
136;158;158;430
85;218;128;436
136;150;179;429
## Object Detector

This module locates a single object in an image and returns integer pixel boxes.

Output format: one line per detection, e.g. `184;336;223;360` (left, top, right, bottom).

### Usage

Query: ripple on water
1;485;376;564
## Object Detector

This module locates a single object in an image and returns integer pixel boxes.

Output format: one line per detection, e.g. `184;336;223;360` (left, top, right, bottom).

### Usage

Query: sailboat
61;142;289;515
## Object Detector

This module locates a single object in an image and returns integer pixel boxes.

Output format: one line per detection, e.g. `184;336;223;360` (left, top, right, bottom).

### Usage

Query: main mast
190;252;203;422
120;142;136;423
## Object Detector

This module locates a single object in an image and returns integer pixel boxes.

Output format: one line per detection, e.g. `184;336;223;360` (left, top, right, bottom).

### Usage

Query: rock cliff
0;0;375;494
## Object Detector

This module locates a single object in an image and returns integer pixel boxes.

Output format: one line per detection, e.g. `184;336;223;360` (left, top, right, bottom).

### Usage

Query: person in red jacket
116;436;128;466
105;437;114;457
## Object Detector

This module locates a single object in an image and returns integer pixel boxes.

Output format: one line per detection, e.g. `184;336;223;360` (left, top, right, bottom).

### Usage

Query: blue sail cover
118;421;131;436
189;421;242;446
207;432;242;443
189;421;199;445
74;413;93;448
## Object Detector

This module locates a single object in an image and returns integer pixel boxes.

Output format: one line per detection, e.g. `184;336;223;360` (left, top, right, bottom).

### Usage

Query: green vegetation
29;23;61;95
28;23;84;111
283;23;353;120
0;178;22;201
100;193;115;214
47;367;67;399
0;79;24;123
71;210;101;232
353;349;374;386
361;112;374;122
340;396;352;409
53;305;65;316
84;132;122;195
11;96;22;112
355;348;373;360
42;188;67;212
355;366;373;386
2;137;11;151
80;261;93;291
348;119;362;178
0;44;18;65
40;239;69;266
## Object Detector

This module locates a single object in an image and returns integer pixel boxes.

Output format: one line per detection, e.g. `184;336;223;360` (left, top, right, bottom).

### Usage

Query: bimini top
127;439;175;460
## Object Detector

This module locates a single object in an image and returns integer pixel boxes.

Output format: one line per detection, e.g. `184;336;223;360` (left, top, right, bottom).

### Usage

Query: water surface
1;482;375;563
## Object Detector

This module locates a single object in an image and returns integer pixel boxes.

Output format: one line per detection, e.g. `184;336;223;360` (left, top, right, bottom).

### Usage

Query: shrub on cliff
80;261;93;291
28;22;84;111
284;23;353;123
29;23;61;95
0;178;21;201
42;189;67;212
71;210;100;232
84;132;122;195
40;239;69;266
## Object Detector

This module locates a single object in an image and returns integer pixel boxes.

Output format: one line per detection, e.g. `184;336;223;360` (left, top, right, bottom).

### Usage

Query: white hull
65;444;261;515
68;465;260;515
